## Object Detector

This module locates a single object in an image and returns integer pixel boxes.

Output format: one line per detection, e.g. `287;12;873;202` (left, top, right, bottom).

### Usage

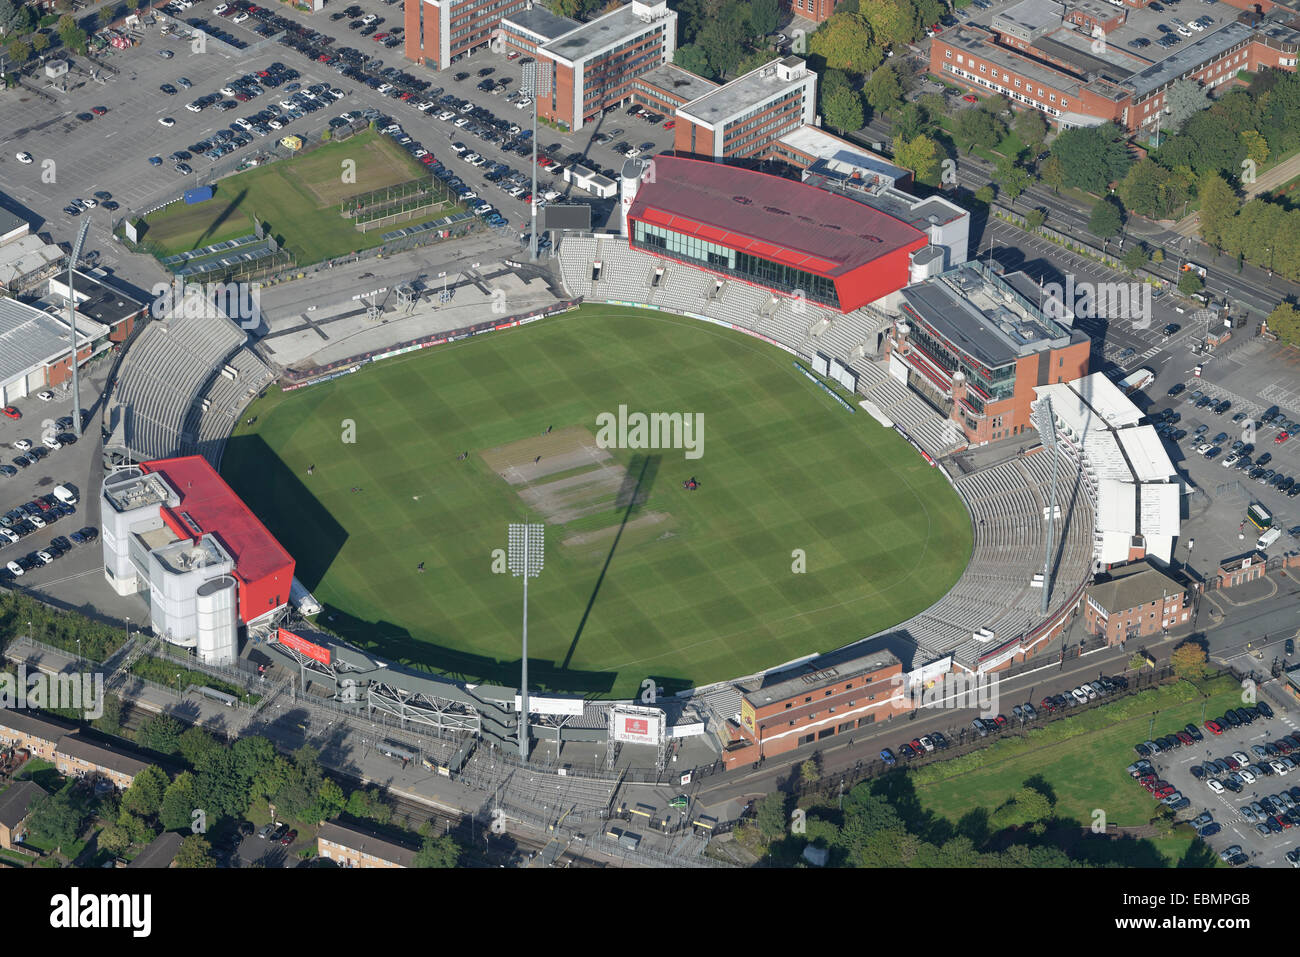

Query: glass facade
632;220;840;307
903;310;1016;402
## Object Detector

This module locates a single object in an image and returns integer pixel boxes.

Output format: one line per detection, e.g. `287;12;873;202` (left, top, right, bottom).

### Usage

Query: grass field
142;131;455;263
222;306;972;697
911;675;1244;866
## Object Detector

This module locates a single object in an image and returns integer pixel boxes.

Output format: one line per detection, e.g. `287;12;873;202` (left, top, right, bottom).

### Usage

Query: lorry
1258;526;1282;550
1181;262;1208;279
1117;368;1155;395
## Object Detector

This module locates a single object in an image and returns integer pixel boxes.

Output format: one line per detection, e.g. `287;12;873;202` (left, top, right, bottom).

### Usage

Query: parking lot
1137;699;1300;867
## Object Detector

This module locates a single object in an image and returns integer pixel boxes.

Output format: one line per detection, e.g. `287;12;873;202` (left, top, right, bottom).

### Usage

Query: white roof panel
1119;426;1177;482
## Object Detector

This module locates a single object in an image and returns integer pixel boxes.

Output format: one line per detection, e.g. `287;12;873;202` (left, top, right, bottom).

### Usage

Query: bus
1248;504;1273;531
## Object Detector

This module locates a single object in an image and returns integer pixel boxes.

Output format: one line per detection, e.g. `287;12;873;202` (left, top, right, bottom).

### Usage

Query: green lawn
221;306;972;697
911;675;1244;865
141;131;458;264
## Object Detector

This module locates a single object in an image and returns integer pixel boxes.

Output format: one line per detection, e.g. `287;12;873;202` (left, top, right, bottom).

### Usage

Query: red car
1224;756;1240;770
374;32;389;40
1276;432;1290;444
279;828;298;846
993;714;1007;728
2;407;19;419
92;106;108;115
1175;731;1194;745
963;94;978;102
420;154;434;164
1153;786;1176;799
909;738;924;753
506;50;520;60
1205;720;1223;735
664;119;676;129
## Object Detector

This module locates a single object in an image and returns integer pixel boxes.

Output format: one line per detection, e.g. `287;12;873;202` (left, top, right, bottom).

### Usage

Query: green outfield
222;306;973;697
141;131;457;263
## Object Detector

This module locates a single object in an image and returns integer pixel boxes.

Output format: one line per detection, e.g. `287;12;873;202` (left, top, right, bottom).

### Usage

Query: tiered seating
194;348;276;468
111;314;247;461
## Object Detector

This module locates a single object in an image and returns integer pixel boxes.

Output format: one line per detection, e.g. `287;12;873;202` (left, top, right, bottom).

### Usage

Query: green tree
1049;122;1131;193
893;101;927;142
1129;651;1151;671
137;713;184;755
863;62;903;118
308;778;346;824
160;772;200;832
809;12;881;76
195;747;249;823
1014;108;1049;158
696;0;750;77
1040;152;1065;194
413;834;461;867
954;107;1002;154
749;0;779;38
117;808;156;846
673;43;713;80
754;792;787;843
1088;196;1124;240
674;0;706;44
822;84;864;135
894;132;942;187
99;6;114;27
98;821;133;856
176;834;217;868
27;792;85;853
997;156;1031;207
178;726;221;768
1122;243;1149;273
989;786;1055;830
1266;301;1300;347
30;31;49;55
975;184;995;204
1197;171;1239;252
0;0;31;36
121;765;169;820
1025;207;1046;230
7;37;29;64
859;0;911;48
1178;270;1204;296
1165;78;1209;132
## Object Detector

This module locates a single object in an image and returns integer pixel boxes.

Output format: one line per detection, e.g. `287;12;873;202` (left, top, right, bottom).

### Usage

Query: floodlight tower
68;220;90;438
1032;395;1060;615
521;60;553;262
508;523;545;762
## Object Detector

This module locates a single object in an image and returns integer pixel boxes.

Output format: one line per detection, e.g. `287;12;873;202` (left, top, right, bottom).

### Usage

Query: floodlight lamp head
507;523;545;577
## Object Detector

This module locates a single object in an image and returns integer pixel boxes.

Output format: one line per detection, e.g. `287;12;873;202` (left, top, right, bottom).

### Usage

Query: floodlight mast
522;63;552;263
68;221;90;438
508;523;544;761
1033;396;1060;615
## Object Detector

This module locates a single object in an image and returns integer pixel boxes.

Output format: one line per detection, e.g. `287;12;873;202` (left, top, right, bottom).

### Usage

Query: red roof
626;156;925;277
141;456;294;588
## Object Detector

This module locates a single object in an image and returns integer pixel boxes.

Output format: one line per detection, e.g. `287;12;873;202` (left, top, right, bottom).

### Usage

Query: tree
137;713;184;755
1025;208;1046;230
1049;123;1131;194
673;43;713;80
1165;79;1209;132
754;792;788;843
1122;243;1149;273
749;0;779;38
99;6;114;27
1152;248;1164;263
1178;270;1204;296
0;0;30;36
27;792;85;853
1040;153;1065;194
800;758;821;783
117;808;155;846
176;834;217;868
7;37;29;64
121;765;169;820
894;133;942;187
1129;651;1150;672
809;13;881;76
30;31;48;54
1266;301;1300;347
1088;196;1124;240
954;107;1002;154
696;0;750;78
1170;640;1208;679
863;63;903;118
859;0;911;48
178;726;221;768
997;156;1031;206
160;772;200;832
674;0;706;44
1197;171;1239;252
1014;108;1049;159
975;184;995;204
1240;128;1269;169
893;101;927;142
98;821;133;856
413;834;461;868
989;786;1055;830
822;85;864;135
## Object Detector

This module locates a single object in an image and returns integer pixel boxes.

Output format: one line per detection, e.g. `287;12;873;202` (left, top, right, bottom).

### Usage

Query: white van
42;434;62;450
53;484;79;506
1258;527;1282;550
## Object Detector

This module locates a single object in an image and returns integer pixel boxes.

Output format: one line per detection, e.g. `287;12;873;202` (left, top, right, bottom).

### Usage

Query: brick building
317;821;419;868
884;261;1092;446
783;0;839;25
403;0;533;72
0;781;46;851
672;57;817;160
0;711;76;761
929;0;1300;130
54;734;151;791
0;297;111;407
1082;560;1190;644
724;649;904;766
1216;552;1267;588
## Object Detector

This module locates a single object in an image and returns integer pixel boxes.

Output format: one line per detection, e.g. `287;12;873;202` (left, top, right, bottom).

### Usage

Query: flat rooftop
943;26;1085;98
501;4;579;40
541;1;672;64
900;262;1075;369
141;455;294;586
0;297;106;388
781;125;909;179
637;62;717;105
48;270;145;328
152;534;231;576
678;59;808;127
103;469;175;514
1126;19;1256;98
737;647;902;705
994;0;1064;35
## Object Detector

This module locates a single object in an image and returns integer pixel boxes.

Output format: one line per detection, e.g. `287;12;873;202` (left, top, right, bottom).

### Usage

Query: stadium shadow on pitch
219;433;348;592
317;604;623;696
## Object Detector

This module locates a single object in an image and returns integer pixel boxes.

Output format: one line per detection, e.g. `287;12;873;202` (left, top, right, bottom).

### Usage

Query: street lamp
508;523;544;762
